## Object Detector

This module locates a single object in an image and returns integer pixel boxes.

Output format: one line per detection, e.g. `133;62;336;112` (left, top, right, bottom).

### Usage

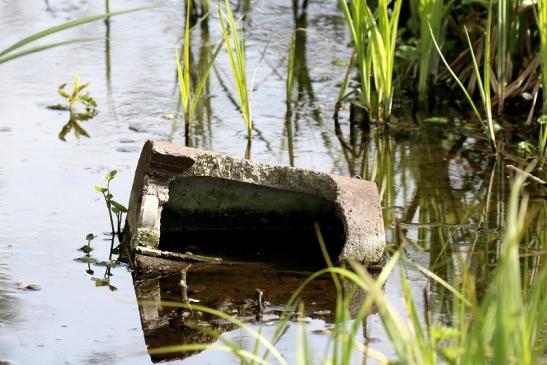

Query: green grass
341;0;403;121
430;8;498;152
218;0;253;139
176;0;221;144
417;0;449;100
145;159;545;364
538;0;547;167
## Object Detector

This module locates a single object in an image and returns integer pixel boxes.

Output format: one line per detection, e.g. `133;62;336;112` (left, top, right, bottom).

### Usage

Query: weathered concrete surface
124;140;385;264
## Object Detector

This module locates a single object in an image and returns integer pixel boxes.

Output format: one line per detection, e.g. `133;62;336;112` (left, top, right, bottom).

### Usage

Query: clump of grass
430;4;498;152
218;0;253;139
341;0;402;121
176;0;221;144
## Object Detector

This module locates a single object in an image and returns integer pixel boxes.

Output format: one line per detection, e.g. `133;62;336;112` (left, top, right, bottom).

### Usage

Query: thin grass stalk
286;31;297;105
0;5;154;64
430;23;497;152
497;0;507;114
418;0;442;99
176;3;221;142
540;0;547;115
340;0;372;110
218;0;252;138
538;1;547;167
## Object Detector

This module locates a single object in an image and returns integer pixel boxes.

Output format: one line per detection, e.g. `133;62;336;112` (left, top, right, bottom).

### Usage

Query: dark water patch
159;176;346;270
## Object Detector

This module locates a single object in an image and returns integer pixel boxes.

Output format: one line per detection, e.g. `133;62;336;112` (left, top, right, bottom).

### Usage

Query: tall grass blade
418;0;447;99
0;5;155;63
218;0;252;138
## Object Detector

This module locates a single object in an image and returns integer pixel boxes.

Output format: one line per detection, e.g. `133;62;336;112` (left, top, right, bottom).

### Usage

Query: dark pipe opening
158;176;345;270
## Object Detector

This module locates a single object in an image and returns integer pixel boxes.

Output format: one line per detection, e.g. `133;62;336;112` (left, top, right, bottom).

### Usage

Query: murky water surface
0;1;542;364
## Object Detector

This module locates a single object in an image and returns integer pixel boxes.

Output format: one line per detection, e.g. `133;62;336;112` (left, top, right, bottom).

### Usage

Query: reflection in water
57;110;96;141
333;116;546;325
132;257;369;362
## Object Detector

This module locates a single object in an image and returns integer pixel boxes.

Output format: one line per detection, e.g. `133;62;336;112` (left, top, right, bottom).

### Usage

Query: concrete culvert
124;140;385;268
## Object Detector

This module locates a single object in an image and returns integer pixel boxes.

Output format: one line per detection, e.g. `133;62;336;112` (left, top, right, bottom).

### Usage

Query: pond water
0;1;543;364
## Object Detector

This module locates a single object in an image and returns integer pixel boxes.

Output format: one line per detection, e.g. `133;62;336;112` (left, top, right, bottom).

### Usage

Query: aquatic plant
95;170;127;237
0;5;154;64
538;0;547;167
430;8;498;152
176;0;221;144
341;0;402;121
218;0;253;139
58;74;97;112
51;75;97;141
417;0;449;100
540;0;547;116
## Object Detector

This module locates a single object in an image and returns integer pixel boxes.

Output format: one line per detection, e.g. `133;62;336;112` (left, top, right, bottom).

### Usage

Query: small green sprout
58;74;97;111
54;75;98;141
95;170;128;237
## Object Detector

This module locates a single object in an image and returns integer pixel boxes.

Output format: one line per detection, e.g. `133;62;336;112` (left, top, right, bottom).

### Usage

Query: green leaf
104;170;117;182
78;94;97;108
78;245;93;253
58;83;70;99
95;185;108;193
75;256;97;263
110;200;128;213
95;278;109;287
423;116;448;124
332;59;350;67
538;115;547;125
75;82;89;94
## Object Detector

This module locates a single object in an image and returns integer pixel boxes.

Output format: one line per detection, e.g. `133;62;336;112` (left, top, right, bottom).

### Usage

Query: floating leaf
78;245;93;253
423;117;448;124
75;256;97;263
332;59;350;67
94;278;109;287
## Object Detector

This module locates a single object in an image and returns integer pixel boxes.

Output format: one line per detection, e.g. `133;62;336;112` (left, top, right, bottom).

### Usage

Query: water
0;1;543;364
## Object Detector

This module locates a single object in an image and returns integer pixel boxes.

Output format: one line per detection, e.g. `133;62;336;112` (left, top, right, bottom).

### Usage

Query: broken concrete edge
124;140;386;265
135;246;223;264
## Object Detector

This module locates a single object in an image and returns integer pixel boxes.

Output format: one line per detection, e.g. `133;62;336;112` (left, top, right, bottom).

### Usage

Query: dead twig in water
506;164;547;186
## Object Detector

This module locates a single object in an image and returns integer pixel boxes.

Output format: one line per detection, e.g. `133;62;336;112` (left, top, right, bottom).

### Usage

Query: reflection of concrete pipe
124;140;385;265
180;265;191;303
134;277;166;330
